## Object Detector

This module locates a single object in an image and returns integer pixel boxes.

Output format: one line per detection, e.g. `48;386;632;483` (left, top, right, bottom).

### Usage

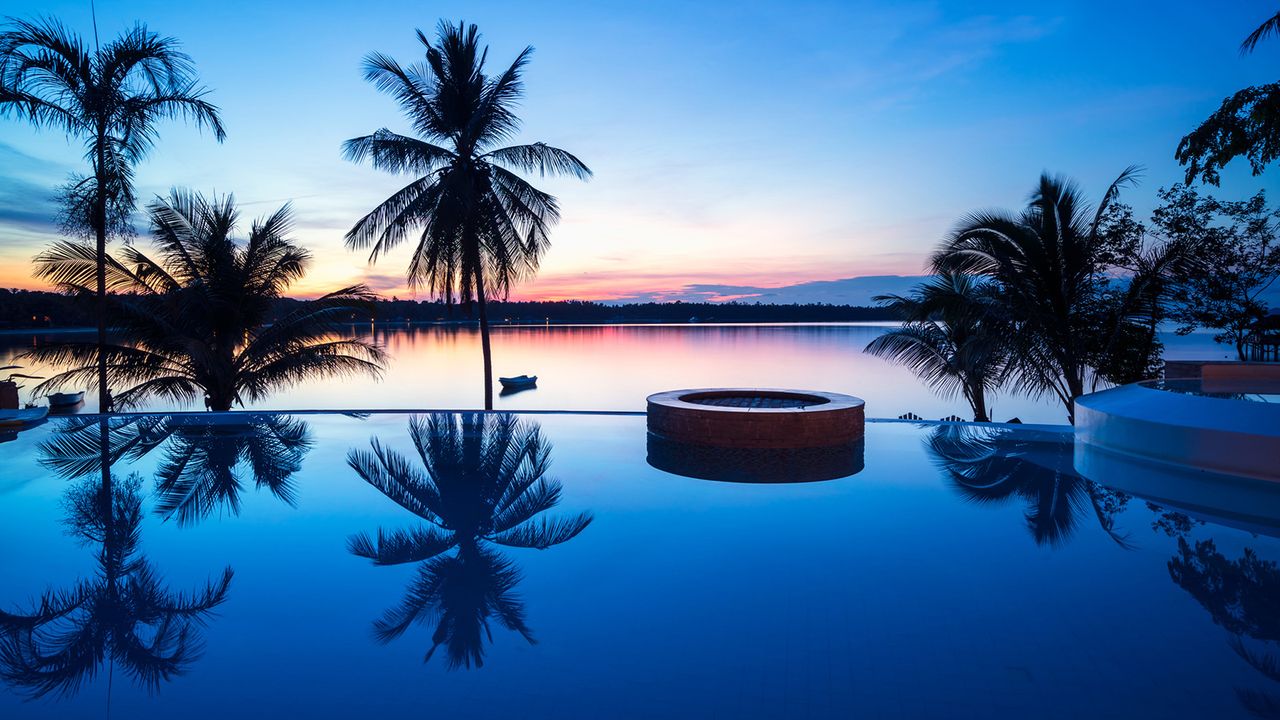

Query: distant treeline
348;298;896;323
0;288;96;328
0;288;896;329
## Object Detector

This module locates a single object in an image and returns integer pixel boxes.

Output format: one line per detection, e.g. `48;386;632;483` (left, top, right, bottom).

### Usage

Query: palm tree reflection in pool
0;472;232;701
348;413;592;669
39;413;313;525
925;423;1132;548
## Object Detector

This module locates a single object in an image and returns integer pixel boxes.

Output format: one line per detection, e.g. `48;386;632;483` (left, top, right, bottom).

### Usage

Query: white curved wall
1074;383;1280;482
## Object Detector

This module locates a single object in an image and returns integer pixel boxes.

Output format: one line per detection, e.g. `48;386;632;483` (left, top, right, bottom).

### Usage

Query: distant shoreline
0;319;904;336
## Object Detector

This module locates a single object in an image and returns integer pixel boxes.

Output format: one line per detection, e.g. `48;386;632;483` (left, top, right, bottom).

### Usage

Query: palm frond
1241;11;1280;54
490;513;593;549
483;143;592;179
348;525;457;565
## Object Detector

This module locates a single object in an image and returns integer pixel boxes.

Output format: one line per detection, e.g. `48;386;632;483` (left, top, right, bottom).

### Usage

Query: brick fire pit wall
646;388;865;449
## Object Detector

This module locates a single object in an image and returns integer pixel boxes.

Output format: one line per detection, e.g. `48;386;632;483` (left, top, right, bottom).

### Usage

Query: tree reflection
1168;536;1280;717
0;464;232;701
926;423;1132;547
39;413;312;525
348;413;592;669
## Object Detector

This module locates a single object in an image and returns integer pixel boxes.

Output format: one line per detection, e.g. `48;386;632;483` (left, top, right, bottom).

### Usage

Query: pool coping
45;408;1061;426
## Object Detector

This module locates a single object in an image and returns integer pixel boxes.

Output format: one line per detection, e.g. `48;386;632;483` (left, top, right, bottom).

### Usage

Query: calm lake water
0;323;1235;424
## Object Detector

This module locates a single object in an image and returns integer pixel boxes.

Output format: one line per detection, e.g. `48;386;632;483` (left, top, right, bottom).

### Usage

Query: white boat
48;390;85;407
499;374;538;390
0;406;49;428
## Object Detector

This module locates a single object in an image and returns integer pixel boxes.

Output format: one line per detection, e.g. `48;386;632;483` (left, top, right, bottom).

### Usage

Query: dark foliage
1176;10;1280;185
932;170;1195;422
25;190;386;411
0;290;897;330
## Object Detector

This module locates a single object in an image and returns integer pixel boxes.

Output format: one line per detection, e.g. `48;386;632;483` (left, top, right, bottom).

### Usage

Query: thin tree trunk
95;130;110;414
1065;370;1084;426
98;413;115;718
475;272;494;411
971;385;989;423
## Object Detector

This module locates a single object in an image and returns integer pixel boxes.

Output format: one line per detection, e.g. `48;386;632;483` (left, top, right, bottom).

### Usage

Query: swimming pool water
1;412;1278;718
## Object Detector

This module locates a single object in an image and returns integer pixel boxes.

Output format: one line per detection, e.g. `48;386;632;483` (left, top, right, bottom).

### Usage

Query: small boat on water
499;374;538;390
48;390;85;407
0;406;49;428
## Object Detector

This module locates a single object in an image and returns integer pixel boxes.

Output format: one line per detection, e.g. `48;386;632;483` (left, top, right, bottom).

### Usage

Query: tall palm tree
864;273;1008;421
0;472;232;701
933;169;1186;423
343;21;591;409
25;190;387;411
40;413;314;525
0;18;225;412
348;413;592;668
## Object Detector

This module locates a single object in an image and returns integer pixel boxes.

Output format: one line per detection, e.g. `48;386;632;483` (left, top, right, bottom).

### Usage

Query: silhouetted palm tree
865;273;1008;421
343;21;591;409
0;18;225;412
933;170;1189;423
40;413;313;525
0;473;232;701
926;424;1132;548
348;413;592;668
26;190;386;411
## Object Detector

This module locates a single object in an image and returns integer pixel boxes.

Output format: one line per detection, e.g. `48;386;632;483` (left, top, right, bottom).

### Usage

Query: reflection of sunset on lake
1;325;1232;424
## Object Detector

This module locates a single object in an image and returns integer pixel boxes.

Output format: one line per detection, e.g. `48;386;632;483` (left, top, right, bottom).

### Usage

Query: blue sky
1;0;1277;300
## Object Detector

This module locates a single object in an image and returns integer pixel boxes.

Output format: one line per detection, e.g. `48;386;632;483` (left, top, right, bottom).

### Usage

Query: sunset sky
1;0;1277;302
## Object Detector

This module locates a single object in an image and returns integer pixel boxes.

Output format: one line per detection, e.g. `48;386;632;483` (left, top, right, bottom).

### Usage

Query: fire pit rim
646;387;866;449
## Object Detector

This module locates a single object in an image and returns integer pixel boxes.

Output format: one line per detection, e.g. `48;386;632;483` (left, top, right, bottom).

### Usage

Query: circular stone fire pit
646;388;865;449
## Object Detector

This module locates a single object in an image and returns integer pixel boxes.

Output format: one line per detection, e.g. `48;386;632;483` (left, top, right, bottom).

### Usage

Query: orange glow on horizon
3;265;926;303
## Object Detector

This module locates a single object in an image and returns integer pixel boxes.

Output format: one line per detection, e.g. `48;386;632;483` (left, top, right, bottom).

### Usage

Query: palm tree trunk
95;130;110;414
1062;359;1085;425
970;385;989;423
475;272;494;411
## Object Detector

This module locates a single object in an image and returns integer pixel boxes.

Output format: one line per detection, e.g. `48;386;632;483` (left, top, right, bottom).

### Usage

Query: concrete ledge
646;388;865;449
1165;360;1280;383
1074;382;1280;482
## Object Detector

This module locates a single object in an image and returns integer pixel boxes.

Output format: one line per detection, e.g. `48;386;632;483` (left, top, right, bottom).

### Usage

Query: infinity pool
2;412;1278;718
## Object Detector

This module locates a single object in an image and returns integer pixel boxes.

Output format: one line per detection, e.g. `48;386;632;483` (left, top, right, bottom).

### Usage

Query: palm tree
343;21;591;409
0;18;226;412
40;413;314;525
926;424;1133;548
932;169;1186;423
0;472;232;700
347;413;592;668
864;273;1008;422
25;190;387;411
1241;10;1280;54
